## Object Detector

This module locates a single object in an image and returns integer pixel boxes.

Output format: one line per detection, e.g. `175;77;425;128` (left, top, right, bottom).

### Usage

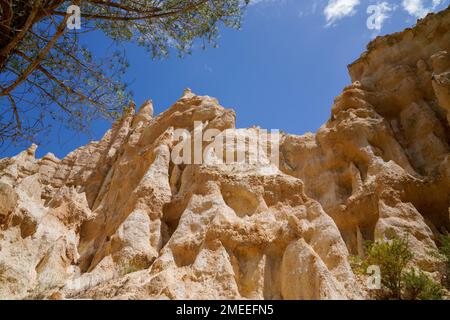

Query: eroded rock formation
0;7;449;300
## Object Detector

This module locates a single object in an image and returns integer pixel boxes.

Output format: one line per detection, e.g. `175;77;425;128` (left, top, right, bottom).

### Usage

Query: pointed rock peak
182;88;195;99
137;100;154;118
42;152;59;162
132;100;154;127
129;101;136;114
26;143;38;156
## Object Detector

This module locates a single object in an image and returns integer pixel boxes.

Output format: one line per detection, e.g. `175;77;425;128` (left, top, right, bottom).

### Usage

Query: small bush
403;269;444;300
121;255;151;275
363;236;413;299
437;234;450;282
122;264;140;275
349;255;365;275
430;233;450;288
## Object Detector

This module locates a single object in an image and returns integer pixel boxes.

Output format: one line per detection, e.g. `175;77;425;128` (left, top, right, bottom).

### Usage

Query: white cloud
297;1;321;19
402;0;444;18
324;0;361;26
367;2;396;31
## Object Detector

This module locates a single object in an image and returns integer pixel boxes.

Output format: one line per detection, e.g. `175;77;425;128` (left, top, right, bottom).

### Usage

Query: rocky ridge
0;7;449;300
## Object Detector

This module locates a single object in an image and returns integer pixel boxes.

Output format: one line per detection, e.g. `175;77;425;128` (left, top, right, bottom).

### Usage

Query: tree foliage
0;0;249;148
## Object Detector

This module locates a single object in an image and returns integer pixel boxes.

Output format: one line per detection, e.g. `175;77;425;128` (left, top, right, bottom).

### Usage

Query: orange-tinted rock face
0;8;449;300
280;8;450;269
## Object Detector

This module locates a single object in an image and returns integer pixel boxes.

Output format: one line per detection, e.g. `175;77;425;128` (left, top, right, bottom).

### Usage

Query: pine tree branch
0;5;71;97
51;0;209;22
0;0;43;69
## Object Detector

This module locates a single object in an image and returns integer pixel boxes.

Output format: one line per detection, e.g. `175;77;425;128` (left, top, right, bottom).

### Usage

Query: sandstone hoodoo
0;8;449;300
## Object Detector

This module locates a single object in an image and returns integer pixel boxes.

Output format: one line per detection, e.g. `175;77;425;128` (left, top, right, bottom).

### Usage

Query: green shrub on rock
363;236;413;299
403;269;444;300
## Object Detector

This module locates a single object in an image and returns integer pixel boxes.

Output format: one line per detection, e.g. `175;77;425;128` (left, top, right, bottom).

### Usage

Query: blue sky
2;0;448;159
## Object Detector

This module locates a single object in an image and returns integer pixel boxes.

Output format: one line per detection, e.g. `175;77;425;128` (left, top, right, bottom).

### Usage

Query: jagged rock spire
132;100;154;127
182;88;195;99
